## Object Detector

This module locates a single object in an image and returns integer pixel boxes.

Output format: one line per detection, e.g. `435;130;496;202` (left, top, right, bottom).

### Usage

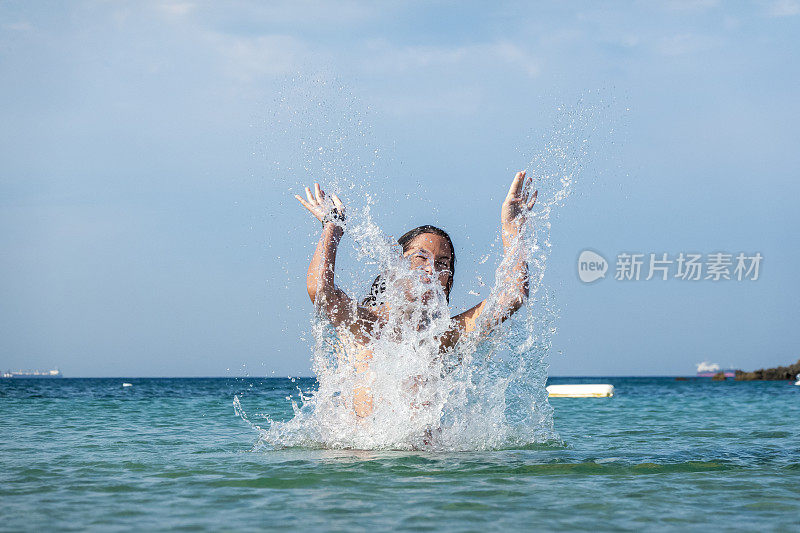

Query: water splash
244;75;607;451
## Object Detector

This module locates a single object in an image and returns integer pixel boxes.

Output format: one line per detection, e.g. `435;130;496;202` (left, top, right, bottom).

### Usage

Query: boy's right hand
295;183;345;225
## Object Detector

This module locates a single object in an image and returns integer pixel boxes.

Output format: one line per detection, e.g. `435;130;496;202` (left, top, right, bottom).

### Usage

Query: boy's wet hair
362;225;456;306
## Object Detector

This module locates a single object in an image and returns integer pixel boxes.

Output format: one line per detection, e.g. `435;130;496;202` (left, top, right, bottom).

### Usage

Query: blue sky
1;1;799;376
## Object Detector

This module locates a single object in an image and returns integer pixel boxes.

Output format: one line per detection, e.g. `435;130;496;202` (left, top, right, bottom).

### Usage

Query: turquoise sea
1;377;799;531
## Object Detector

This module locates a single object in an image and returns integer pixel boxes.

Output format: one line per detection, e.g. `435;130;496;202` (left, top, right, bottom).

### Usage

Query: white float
122;382;133;387
546;384;614;398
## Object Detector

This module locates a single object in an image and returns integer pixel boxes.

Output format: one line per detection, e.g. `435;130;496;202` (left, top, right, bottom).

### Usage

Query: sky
1;0;799;377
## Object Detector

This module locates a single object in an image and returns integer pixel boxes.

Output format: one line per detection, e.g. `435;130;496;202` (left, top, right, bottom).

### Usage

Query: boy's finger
527;190;538;210
295;195;313;211
507;172;525;197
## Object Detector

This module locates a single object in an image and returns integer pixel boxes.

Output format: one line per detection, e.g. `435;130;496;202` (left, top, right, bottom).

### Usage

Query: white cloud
253;0;382;25
155;2;196;18
156;0;383;27
376;86;485;117
135;3;314;84
662;0;720;11
723;16;741;31
767;0;800;17
363;40;540;78
353;40;540;117
206;32;310;82
657;33;718;56
492;41;540;77
2;21;33;31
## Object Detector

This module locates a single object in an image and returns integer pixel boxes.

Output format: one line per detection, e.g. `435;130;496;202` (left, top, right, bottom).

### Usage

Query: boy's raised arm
451;171;536;339
296;184;376;334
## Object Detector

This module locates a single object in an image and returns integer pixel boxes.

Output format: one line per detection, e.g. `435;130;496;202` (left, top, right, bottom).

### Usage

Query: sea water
2;377;799;530
5;84;797;529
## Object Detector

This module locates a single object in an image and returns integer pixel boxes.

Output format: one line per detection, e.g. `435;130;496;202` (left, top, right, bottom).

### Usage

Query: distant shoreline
735;359;800;381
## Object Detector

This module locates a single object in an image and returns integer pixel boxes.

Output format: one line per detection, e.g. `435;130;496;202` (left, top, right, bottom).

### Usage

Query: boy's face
402;233;453;302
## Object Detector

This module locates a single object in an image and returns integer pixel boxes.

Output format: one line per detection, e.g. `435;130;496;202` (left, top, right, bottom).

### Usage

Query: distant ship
696;362;736;378
1;369;63;378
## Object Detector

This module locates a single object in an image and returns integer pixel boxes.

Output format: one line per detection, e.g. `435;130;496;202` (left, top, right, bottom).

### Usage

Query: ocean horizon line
3;374;726;379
